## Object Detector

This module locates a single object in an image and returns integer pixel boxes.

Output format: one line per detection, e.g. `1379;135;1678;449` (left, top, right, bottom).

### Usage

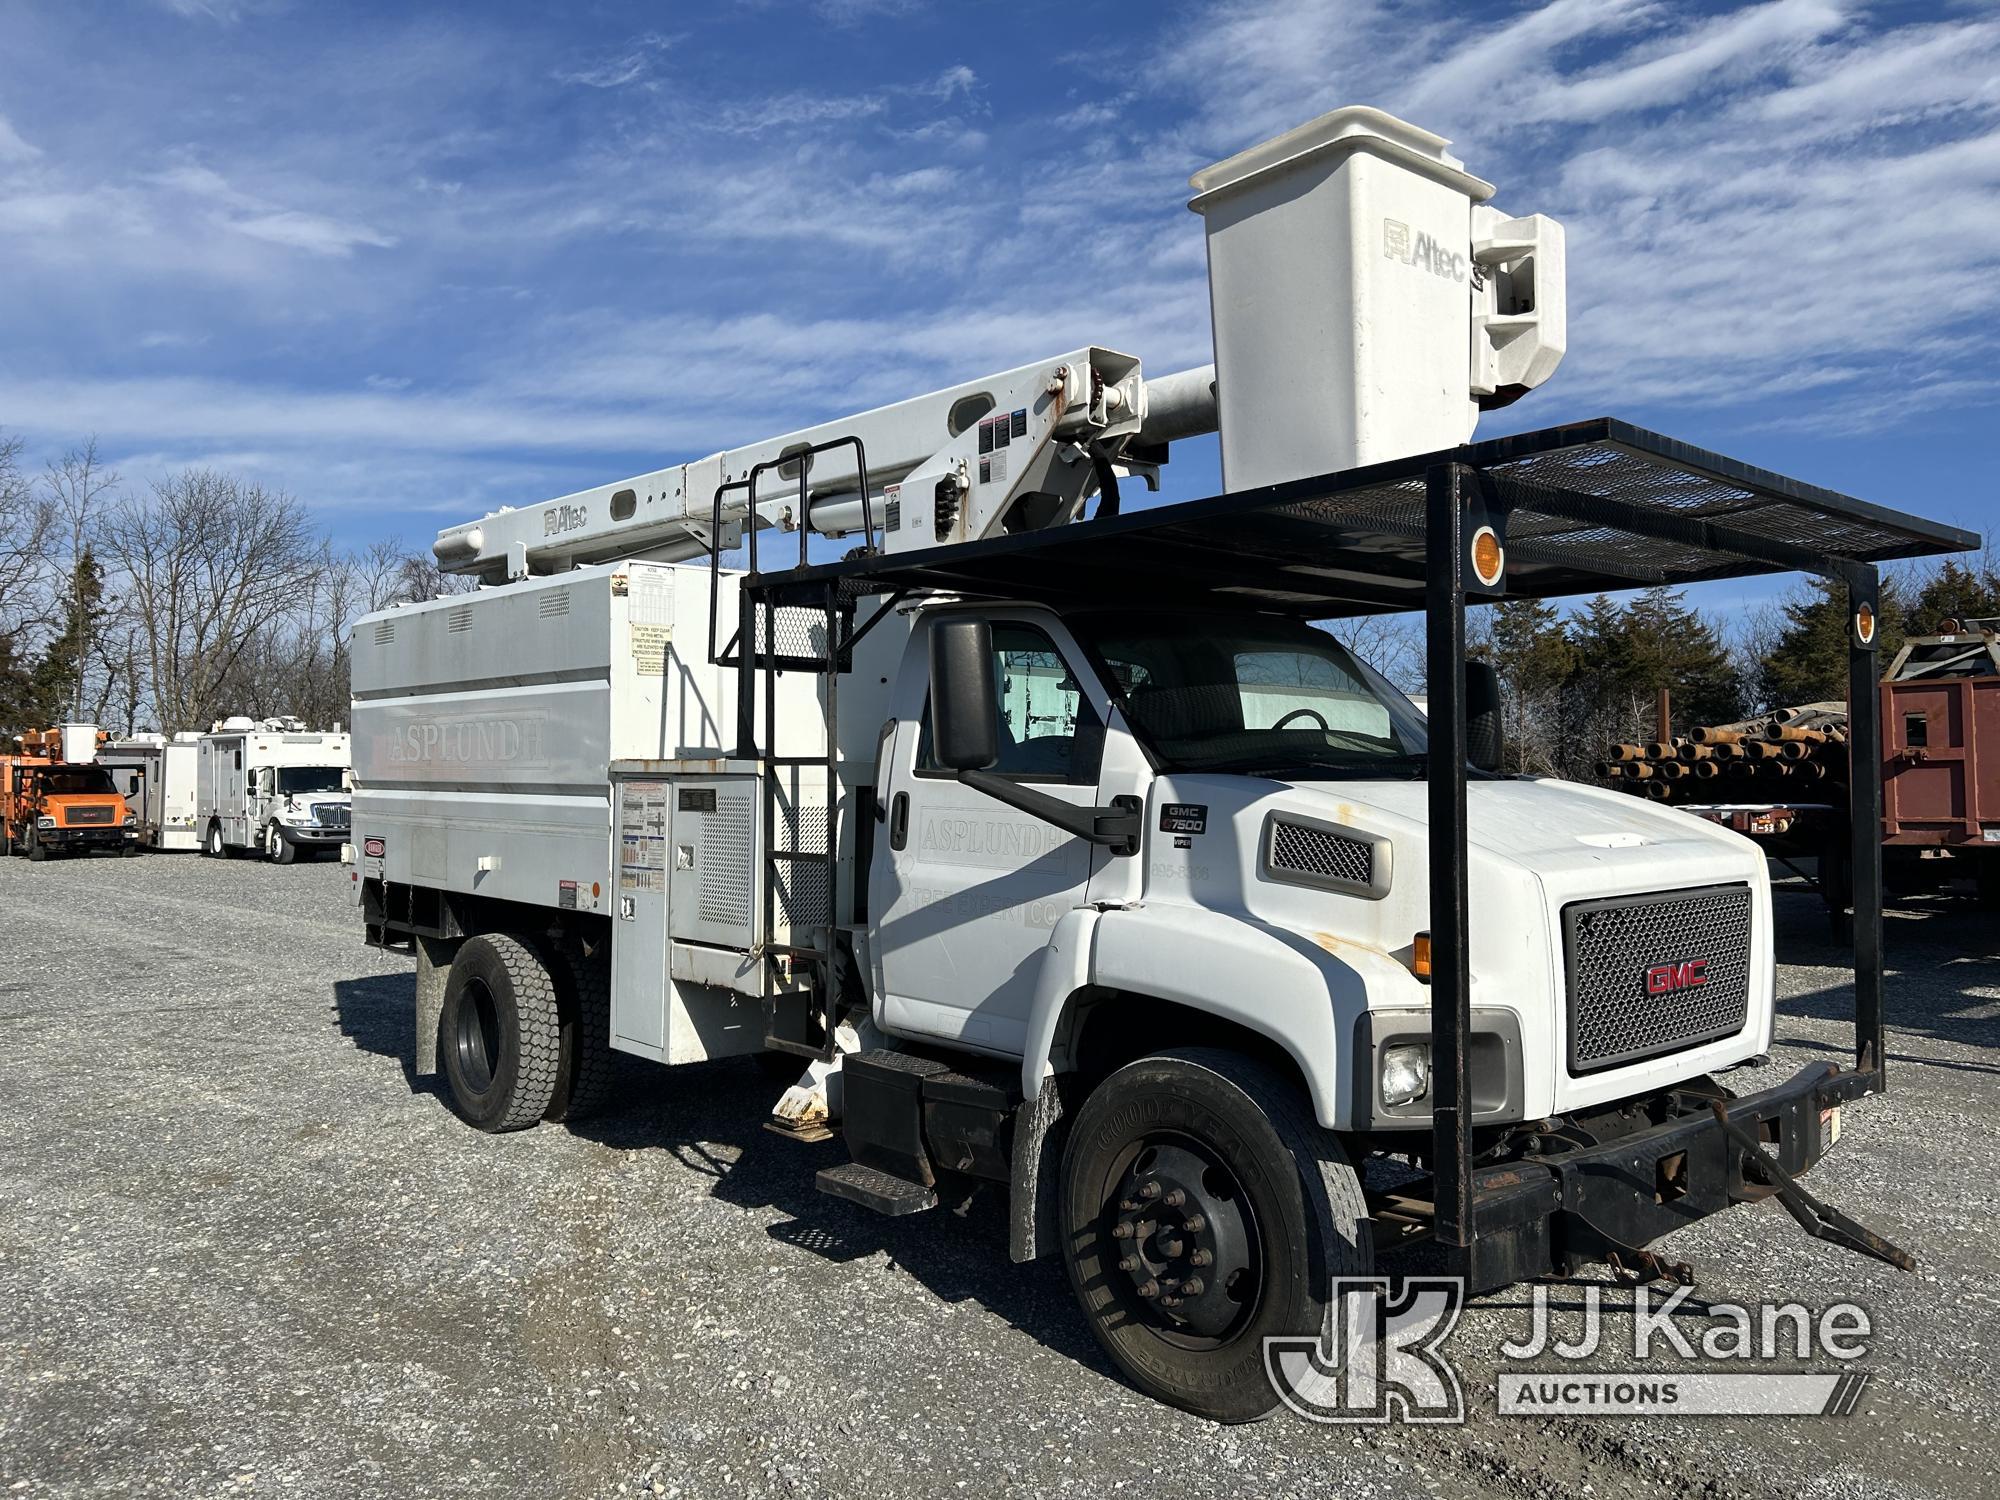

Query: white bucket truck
198;717;352;863
100;732;203;851
351;108;1955;1420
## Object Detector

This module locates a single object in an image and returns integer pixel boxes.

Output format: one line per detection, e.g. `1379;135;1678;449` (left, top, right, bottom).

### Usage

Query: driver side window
917;621;1104;784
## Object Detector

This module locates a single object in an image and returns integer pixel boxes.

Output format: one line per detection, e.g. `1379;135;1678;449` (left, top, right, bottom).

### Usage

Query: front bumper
1461;1062;1866;1293
42;826;141;852
278;823;347;845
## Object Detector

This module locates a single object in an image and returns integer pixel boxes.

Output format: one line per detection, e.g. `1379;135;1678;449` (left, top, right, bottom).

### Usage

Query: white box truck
350;108;1955;1421
100;733;202;851
197;718;351;863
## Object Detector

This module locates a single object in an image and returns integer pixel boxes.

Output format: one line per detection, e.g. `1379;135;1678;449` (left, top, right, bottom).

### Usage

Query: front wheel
1060;1047;1372;1423
268;824;299;864
25;825;48;862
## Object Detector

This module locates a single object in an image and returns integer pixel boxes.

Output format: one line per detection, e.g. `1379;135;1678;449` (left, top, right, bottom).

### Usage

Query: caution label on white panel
618;780;669;892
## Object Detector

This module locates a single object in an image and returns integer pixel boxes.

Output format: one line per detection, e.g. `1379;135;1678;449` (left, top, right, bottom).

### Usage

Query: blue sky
1;0;1994;615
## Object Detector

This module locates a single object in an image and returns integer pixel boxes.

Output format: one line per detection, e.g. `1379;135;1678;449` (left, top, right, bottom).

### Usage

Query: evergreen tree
1488;596;1576;696
1911;557;2000;634
1757;575;1906;709
24;549;106;725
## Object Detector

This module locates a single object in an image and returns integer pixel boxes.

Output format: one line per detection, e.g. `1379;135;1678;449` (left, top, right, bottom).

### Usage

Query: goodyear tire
440;934;562;1133
544;937;616;1123
1060;1046;1372;1424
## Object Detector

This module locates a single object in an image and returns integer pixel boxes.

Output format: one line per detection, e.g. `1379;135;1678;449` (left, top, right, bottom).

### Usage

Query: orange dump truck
1;724;140;860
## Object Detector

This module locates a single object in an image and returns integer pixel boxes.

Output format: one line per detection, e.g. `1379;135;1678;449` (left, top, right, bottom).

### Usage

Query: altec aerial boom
356;107;1967;1422
430;108;1563;583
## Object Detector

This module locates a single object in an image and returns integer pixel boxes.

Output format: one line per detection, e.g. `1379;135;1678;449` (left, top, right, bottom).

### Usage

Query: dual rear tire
439;932;615;1132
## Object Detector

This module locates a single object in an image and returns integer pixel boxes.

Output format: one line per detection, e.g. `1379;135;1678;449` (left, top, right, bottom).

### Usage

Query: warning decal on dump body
629;569;673;676
362;836;385;859
618;780;669;892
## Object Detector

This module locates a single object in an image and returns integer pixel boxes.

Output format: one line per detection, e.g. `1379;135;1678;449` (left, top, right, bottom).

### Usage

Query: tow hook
1708;1098;1917;1273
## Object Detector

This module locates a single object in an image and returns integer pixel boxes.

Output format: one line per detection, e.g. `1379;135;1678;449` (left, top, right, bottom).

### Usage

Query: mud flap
414;934;452;1075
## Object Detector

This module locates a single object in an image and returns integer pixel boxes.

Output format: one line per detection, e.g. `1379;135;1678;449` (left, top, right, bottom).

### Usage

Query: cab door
869;609;1113;1057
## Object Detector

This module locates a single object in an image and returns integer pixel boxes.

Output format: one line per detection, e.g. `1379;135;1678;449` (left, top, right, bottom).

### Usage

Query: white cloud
228;208;396;256
554;33;675;89
0;112;40;163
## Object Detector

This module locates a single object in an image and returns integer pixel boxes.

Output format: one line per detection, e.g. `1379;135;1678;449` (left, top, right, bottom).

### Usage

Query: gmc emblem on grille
1645;959;1708;995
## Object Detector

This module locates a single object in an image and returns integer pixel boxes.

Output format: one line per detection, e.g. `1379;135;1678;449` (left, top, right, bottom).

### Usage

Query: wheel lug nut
1136;1280;1159;1299
1138;1181;1161;1200
1118;1199;1140;1211
1163;1188;1185;1208
1190;1249;1212;1267
1111;1222;1132;1240
1118;1255;1140;1272
1182;1276;1204;1296
1184;1213;1206;1233
1161;1295;1183;1309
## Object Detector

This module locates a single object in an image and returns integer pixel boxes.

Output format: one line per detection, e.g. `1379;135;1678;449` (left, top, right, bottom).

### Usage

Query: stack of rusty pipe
1599;702;1849;803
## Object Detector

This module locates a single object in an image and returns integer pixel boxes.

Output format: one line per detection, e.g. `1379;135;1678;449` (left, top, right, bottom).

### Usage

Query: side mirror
1465;659;1505;774
928;617;999;771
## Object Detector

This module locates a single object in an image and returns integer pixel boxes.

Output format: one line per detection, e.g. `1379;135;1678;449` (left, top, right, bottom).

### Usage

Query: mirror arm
957;770;1142;856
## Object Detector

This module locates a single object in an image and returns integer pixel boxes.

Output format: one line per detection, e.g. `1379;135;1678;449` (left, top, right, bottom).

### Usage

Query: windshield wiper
1193;751;1429;780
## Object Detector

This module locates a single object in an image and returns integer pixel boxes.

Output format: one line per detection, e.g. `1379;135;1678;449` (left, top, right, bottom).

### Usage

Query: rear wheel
203;821;224;858
440;933;562;1133
544;938;616;1123
1060;1047;1372;1423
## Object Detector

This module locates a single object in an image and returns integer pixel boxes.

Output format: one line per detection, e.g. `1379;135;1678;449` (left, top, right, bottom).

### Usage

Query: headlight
36;816;56;829
1380;1043;1431;1107
124;814;138;826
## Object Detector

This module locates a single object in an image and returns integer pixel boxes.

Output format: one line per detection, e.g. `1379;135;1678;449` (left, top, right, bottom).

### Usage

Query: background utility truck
351;107;1967;1421
198;717;351;863
2;724;140;859
101;732;203;851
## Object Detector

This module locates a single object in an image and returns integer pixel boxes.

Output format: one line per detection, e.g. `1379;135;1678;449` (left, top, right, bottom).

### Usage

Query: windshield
36;766;117;794
1076;612;1429;777
277;765;345;795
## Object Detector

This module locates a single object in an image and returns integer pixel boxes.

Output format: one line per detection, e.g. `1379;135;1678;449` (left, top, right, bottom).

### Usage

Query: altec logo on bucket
1645;959;1709;995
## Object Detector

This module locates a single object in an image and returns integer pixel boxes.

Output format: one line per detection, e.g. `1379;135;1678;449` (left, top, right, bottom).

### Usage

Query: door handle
889;792;910;851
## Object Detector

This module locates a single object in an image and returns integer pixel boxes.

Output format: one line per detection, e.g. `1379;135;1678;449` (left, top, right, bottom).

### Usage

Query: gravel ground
1;852;1995;1498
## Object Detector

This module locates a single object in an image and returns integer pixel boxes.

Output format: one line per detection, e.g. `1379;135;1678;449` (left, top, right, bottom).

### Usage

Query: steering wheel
1272;707;1329;731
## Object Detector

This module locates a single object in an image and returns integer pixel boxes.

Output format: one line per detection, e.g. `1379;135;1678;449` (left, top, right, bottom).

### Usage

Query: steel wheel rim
1094;1130;1264;1349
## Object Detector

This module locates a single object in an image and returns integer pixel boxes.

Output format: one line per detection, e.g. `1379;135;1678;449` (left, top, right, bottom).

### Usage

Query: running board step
816;1162;939;1216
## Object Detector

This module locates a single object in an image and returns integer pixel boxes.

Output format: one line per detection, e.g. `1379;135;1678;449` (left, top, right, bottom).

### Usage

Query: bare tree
0;432;58;731
100;470;320;733
40;438;121;720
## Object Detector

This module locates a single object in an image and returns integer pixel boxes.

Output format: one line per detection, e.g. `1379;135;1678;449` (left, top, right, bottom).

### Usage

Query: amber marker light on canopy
1411;932;1433;982
1470;526;1504;588
1855;602;1876;645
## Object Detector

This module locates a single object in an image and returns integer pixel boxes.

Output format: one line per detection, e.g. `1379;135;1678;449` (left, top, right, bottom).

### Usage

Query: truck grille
314;805;351;829
67;805;115;825
1562;884;1753;1074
